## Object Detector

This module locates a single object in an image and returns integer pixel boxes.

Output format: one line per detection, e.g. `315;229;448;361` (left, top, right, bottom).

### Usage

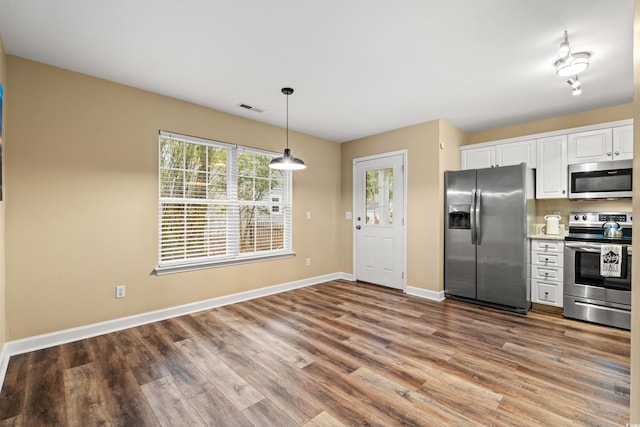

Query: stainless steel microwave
568;159;633;199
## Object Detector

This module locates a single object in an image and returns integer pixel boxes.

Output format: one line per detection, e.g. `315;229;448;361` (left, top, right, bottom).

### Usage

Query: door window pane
365;168;393;225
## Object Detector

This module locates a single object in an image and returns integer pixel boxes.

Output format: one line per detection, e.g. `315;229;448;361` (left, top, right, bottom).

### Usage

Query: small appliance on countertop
564;212;632;330
543;214;561;235
530;214;567;240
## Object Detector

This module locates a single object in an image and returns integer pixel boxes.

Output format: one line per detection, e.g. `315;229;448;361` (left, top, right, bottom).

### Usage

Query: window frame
155;131;295;275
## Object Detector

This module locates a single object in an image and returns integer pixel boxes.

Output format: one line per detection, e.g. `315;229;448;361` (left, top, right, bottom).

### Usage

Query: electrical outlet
116;285;126;298
306;258;311;266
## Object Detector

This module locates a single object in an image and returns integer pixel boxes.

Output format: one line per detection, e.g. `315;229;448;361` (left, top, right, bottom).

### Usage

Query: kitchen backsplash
535;198;633;224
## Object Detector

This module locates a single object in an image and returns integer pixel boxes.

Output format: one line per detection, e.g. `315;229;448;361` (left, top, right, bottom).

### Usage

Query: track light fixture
269;87;306;171
567;76;582;96
555;30;590;77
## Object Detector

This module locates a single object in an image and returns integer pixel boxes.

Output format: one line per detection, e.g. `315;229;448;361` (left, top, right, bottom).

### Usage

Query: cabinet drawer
532;239;564;253
532;265;563;282
533;280;562;306
532;251;564;267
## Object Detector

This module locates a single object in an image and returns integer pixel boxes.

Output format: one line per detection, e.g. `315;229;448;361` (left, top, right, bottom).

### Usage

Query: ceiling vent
237;103;265;113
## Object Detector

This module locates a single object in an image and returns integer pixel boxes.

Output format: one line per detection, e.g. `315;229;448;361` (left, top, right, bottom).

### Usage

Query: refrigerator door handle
476;189;482;245
470;189;477;244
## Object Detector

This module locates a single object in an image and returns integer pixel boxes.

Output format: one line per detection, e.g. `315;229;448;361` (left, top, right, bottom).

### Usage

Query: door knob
615;151;620;156
607;152;612;156
356;225;361;230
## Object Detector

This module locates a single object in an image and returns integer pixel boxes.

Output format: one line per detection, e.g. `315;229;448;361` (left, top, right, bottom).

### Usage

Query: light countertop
529;223;568;240
529;233;567;241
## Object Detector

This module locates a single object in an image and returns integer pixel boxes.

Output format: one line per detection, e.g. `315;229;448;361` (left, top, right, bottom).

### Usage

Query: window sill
154;252;296;275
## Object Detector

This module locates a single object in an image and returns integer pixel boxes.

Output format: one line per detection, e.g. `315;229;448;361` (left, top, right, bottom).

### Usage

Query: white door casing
353;151;406;290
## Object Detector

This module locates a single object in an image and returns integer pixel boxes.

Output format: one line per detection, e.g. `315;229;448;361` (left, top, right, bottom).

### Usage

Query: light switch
306;211;311;220
346;211;352;220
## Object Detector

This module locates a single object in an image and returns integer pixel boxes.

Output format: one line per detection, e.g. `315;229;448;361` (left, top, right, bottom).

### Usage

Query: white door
353;151;406;289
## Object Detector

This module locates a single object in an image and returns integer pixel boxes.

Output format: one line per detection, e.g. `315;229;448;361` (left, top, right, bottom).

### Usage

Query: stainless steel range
564;212;632;330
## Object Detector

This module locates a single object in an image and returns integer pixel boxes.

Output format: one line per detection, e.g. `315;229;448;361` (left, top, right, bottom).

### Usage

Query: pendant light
269;87;306;170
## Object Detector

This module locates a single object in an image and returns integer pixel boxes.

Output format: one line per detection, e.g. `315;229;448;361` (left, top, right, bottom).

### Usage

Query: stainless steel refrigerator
444;163;535;313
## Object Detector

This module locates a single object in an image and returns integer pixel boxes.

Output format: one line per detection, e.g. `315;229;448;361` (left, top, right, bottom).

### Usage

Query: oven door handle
565;242;602;250
565;241;632;255
575;301;630;315
568;246;601;253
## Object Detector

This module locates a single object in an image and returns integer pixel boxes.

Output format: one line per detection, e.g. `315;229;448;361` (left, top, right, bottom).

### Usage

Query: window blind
158;131;292;270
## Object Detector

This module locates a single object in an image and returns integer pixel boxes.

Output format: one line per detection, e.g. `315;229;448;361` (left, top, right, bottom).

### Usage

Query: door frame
352;149;408;290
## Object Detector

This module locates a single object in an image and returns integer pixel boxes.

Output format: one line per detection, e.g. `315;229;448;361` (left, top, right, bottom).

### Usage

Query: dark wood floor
0;280;630;426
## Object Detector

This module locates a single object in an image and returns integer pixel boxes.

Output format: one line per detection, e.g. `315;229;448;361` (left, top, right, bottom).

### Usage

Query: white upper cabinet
460;145;495;170
567;129;612;164
460;139;535;170
612;125;634;160
536;135;568;199
568;126;633;164
459;120;632;199
496;139;536;168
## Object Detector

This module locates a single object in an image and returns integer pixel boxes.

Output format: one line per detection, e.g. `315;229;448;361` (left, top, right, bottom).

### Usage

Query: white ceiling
0;0;634;143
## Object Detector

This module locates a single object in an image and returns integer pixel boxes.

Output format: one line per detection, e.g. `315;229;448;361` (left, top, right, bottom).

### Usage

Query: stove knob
582;215;587;221
574;215;579;220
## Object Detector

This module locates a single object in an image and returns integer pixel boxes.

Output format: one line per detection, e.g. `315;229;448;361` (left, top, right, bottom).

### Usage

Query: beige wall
465;103;633;146
0;35;6;351
4;56;342;340
437;121;465;290
631;0;639;421
340;119;463;293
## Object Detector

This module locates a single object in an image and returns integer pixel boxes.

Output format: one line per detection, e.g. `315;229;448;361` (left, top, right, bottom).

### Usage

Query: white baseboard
406;286;445;302
0;272;353;392
0;344;9;393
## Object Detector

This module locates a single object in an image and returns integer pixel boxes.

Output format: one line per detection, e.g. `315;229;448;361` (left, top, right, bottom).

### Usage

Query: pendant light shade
269;87;306;171
269;148;306;170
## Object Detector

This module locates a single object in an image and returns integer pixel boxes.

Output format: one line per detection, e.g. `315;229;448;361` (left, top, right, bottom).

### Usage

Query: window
365;168;393;225
157;131;293;273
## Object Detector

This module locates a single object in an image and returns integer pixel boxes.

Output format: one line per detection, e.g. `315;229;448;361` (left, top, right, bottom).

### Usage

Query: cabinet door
496;139;536;168
612;125;633;160
536;135;568;199
567;129;613;164
460;146;495;170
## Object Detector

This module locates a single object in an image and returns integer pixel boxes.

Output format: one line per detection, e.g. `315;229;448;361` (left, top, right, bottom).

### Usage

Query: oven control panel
569;212;633;228
598;213;630;223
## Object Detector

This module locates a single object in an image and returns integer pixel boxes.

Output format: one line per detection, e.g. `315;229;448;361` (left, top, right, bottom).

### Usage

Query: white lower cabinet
531;239;564;307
